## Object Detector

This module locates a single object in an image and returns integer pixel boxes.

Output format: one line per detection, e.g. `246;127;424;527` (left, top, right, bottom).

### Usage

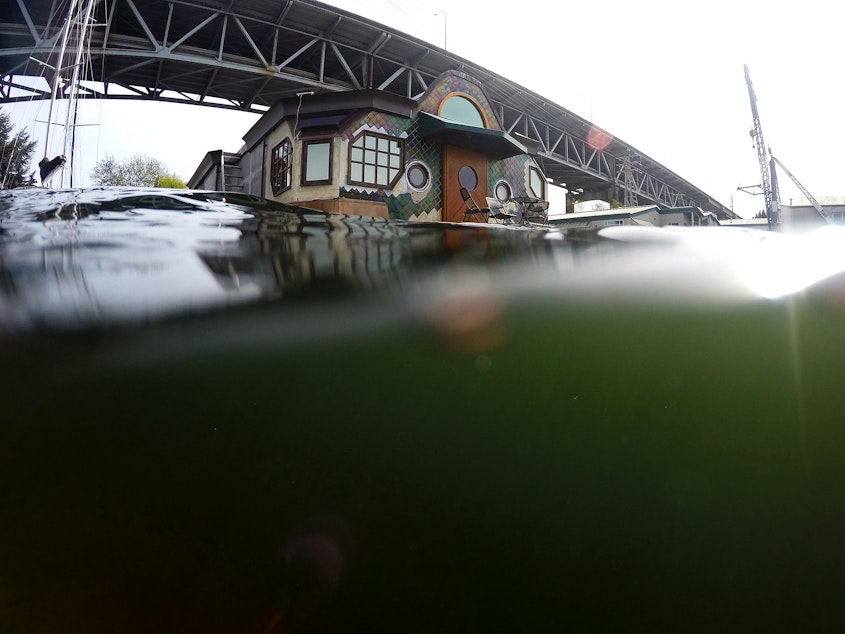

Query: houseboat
189;70;549;224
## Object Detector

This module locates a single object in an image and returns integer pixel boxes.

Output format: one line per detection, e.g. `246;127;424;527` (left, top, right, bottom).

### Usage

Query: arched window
439;94;485;128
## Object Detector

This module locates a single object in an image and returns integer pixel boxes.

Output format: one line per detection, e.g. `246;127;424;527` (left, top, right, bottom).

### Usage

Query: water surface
3;188;845;631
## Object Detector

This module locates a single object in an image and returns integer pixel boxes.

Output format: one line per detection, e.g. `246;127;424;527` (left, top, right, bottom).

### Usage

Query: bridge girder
0;0;732;215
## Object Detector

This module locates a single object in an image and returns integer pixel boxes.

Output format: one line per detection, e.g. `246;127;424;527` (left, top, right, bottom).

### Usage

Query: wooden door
442;145;489;223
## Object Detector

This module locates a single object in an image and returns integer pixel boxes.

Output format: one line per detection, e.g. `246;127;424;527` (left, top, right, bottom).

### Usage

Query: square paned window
271;138;293;195
302;140;332;185
348;132;404;188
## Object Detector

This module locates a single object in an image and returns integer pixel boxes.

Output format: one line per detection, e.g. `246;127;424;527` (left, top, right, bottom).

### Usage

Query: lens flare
586;126;613;151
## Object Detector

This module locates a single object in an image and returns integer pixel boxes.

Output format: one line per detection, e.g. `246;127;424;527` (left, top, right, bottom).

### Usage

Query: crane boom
769;154;832;224
744;64;779;230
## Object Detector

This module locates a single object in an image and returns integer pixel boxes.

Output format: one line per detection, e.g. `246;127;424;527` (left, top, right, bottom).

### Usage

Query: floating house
189;71;548;223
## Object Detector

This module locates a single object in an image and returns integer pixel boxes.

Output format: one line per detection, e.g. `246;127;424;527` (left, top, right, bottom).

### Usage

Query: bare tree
90;153;182;187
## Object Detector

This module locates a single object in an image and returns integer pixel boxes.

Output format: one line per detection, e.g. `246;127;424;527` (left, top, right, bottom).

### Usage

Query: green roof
416;112;528;159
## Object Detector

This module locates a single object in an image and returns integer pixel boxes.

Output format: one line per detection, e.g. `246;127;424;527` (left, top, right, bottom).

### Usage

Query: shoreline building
547;205;719;230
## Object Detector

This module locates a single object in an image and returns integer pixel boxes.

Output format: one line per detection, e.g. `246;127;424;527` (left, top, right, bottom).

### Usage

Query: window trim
458;165;478;191
437;91;489;128
270;137;293;196
494;179;512;202
528;166;546;200
347;131;405;189
301;138;333;186
406;161;431;192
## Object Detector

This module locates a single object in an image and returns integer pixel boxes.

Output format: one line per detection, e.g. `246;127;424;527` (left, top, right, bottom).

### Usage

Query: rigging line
351;0;405;28
334;0;423;47
61;5;83;177
385;0;429;25
3;0;72;178
43;0;81;161
1;50;56;187
44;0;77;41
75;4;104;187
65;0;99;186
83;11;106;184
347;0;440;47
386;0;436;31
2;0;74;188
41;0;98;187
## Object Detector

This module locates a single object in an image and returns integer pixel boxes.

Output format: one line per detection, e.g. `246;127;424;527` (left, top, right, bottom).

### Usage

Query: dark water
4;187;845;631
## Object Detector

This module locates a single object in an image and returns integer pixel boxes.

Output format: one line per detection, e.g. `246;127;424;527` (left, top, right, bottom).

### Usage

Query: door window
458;165;478;191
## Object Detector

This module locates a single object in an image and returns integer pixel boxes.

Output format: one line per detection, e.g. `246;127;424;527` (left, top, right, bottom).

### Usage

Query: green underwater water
3;188;845;631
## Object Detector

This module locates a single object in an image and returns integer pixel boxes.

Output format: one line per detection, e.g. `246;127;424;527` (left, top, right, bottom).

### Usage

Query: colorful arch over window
438;93;486;128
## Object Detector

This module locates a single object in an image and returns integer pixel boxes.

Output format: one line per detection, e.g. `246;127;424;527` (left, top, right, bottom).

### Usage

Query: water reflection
6;189;845;631
8;188;845;336
0;188;555;332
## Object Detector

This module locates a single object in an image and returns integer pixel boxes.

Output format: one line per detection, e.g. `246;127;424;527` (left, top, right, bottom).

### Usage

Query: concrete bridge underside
0;0;734;217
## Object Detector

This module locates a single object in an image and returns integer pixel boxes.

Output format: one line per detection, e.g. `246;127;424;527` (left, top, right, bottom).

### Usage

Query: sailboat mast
43;0;80;160
61;0;97;187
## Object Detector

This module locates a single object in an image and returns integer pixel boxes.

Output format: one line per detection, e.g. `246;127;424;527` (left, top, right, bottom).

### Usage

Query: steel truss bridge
0;0;733;216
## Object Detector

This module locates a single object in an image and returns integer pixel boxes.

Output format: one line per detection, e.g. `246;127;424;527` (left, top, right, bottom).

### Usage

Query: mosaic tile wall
337;72;538;221
340;111;411;142
490;155;533;201
417;72;499;129
340;112;442;221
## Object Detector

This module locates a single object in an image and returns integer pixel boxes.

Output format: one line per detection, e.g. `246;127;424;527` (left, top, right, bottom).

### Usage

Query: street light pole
434;10;447;50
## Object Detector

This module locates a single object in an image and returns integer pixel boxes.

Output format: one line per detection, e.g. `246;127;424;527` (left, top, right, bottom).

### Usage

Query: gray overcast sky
5;0;841;218
343;0;842;218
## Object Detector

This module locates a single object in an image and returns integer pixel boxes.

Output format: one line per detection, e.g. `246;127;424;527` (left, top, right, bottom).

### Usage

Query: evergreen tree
0;110;37;189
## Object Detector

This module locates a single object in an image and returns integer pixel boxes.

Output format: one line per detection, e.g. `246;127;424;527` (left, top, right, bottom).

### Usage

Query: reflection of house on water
0;188;559;332
199;211;410;298
198;206;558;300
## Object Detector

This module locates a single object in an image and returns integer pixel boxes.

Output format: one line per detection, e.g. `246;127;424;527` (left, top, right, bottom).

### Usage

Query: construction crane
743;64;779;230
769;154;831;224
743;65;830;228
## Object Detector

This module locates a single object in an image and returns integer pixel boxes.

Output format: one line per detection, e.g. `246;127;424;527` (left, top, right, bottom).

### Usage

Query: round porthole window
495;180;512;202
458;165;478;191
407;162;430;190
